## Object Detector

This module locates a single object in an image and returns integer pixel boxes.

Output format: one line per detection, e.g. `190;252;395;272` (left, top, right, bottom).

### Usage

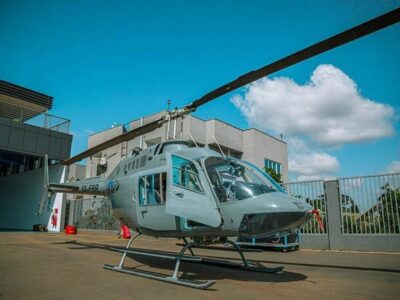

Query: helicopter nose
237;193;313;238
238;211;313;238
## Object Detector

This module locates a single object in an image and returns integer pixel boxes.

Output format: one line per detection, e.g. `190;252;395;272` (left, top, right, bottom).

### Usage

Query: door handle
174;192;184;198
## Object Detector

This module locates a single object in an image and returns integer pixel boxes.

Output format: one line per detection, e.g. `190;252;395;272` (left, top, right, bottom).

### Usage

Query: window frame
138;172;167;206
171;154;205;194
265;158;282;175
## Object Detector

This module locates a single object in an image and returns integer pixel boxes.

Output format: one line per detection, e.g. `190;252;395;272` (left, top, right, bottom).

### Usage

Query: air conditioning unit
99;157;107;166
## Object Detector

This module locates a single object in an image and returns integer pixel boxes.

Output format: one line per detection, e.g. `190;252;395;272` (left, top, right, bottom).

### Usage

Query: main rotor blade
187;8;400;110
62;8;399;165
62;119;162;165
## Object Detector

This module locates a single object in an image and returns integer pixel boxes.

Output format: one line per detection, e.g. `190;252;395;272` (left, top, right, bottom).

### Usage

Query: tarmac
0;231;399;300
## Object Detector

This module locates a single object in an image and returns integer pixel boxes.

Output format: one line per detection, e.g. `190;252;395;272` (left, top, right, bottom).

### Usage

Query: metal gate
283;173;400;252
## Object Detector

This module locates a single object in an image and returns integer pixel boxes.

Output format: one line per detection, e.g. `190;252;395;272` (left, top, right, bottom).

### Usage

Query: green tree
303;194;327;233
376;184;400;234
302;193;359;234
341;194;360;213
99;198;118;230
265;167;282;183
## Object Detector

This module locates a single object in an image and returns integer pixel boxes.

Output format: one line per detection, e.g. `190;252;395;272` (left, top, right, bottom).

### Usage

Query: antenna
213;136;225;158
173;118;177;139
180;116;184;139
165;114;171;140
139;117;144;148
188;131;199;148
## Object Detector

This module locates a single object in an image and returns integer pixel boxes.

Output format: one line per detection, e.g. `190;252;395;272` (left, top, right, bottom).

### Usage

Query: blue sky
0;0;399;180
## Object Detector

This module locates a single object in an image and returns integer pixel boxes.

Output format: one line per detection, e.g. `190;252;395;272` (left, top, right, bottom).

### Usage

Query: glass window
140;155;147;168
146;175;157;205
138;173;167;206
205;157;277;202
172;155;203;193
242;161;286;194
139;177;146;205
265;159;281;175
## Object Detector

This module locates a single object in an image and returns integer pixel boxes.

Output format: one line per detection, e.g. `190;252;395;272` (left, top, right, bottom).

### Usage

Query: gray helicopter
39;9;399;289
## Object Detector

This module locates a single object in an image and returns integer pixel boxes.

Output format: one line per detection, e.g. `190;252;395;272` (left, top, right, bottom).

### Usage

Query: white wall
0;165;65;231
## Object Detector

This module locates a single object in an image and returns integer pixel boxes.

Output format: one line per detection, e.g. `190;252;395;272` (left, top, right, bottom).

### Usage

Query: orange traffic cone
121;224;131;239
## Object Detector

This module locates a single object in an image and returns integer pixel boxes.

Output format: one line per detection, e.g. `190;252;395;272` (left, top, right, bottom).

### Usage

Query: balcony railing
25;112;70;134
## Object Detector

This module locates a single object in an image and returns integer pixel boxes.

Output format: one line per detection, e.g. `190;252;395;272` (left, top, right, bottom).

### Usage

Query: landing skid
103;264;215;289
103;233;283;289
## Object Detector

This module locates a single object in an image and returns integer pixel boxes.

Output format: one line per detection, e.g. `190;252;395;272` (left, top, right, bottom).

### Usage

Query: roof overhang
0;80;53;121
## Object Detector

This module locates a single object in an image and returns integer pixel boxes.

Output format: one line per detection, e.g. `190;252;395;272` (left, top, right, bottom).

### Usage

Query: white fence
283;173;400;252
339;174;400;234
282;180;326;234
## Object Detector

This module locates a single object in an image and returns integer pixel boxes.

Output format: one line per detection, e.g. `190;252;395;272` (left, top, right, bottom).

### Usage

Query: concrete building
86;111;288;182
0;80;72;175
0;80;72;231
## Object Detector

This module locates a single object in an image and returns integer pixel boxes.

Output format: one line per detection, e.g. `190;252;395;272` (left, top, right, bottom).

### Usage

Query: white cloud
232;64;395;146
287;138;339;181
385;160;400;173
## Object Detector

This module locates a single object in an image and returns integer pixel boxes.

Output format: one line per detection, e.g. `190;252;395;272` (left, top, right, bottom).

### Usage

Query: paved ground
0;231;399;300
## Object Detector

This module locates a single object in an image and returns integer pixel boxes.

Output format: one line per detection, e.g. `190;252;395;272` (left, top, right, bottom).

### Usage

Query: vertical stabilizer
38;154;50;215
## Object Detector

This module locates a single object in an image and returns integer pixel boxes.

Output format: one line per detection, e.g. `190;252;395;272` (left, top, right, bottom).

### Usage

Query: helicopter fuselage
91;140;313;239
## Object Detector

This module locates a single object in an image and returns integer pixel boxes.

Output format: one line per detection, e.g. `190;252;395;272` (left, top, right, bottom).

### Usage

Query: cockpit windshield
204;157;278;202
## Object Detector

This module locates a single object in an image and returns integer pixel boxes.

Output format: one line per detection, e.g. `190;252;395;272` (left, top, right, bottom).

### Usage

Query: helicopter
39;8;399;289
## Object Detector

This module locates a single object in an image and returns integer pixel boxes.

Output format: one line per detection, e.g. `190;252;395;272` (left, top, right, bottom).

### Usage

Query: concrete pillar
324;180;342;250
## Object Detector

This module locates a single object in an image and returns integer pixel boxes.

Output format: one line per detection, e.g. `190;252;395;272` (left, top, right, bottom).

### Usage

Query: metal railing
282;180;327;234
69;197;119;230
339;173;400;235
283;173;400;236
25;112;70;134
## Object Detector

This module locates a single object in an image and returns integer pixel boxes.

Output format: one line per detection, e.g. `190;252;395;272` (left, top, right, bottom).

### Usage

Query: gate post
324;180;342;250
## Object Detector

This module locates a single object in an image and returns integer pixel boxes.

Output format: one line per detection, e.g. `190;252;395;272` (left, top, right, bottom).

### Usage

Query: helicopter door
136;172;177;231
166;154;221;227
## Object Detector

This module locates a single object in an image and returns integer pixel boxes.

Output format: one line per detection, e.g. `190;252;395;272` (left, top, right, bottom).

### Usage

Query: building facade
0;80;72;176
0;80;72;231
86;111;288;182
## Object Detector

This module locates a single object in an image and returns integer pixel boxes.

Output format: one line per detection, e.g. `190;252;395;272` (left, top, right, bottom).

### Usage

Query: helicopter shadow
125;252;307;284
55;240;307;284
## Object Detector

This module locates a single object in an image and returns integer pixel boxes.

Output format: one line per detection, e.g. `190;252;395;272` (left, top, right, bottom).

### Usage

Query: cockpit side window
172;155;204;193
